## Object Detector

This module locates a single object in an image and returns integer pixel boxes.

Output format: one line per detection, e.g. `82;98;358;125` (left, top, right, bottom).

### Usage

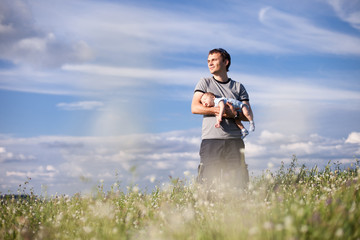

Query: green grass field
1;157;359;240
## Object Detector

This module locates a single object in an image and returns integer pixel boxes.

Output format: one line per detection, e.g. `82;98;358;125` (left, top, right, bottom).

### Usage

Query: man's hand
223;102;239;118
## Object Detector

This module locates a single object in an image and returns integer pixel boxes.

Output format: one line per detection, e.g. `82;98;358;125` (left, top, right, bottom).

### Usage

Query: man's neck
212;72;229;82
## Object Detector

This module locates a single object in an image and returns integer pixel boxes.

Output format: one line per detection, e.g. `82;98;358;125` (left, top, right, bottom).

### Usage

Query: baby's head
200;92;216;107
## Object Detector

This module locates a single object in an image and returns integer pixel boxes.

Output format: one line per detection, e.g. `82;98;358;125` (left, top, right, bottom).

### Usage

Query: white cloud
51;1;281;55
258;6;360;54
26;0;360;61
185;161;198;169
345;132;360;144
0;146;35;163
280;142;316;155
0;0;93;68
61;64;203;86
325;0;360;30
57;101;104;111
6;165;58;179
258;130;287;143
46;165;56;172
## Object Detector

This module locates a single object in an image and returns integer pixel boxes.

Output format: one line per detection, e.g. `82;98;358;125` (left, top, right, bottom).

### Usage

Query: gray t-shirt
194;77;249;140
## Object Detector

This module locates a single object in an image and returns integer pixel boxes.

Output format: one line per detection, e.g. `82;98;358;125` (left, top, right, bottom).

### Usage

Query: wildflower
184;171;191;176
335;228;343;237
83;226;92;234
300;225;308;233
297;208;305;217
349;202;356;213
132;186;139;193
265;173;275;184
17;216;26;226
267;162;274;169
150;176;156;183
263;221;272;230
89;200;115;219
182;207;195;221
275;224;283;231
284;215;293;229
249;226;258;235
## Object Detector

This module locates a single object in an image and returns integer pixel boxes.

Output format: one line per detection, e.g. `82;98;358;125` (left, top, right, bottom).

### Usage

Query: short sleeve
194;78;208;93
239;84;249;101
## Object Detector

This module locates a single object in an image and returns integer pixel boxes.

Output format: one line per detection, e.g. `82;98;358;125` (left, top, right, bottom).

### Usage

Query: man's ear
225;59;229;68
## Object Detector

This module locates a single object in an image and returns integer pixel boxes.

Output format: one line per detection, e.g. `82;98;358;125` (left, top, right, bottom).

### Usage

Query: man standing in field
191;48;253;188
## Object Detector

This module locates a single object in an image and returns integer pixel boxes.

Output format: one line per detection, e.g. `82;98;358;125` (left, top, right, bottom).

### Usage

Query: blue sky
1;0;360;195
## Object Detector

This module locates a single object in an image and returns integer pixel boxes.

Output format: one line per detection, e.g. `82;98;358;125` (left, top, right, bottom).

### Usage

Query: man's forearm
191;92;220;115
192;105;219;115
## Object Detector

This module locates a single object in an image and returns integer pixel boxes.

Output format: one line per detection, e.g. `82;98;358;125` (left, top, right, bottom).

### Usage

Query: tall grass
1;157;359;239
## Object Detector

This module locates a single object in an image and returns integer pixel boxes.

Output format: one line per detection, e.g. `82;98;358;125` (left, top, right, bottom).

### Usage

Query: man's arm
191;91;237;118
191;91;219;115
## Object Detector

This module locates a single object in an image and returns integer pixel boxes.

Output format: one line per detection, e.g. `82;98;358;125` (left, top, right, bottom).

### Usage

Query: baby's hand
215;115;222;128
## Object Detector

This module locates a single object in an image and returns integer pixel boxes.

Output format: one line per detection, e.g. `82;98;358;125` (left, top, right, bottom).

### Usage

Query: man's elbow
191;104;202;114
191;106;198;114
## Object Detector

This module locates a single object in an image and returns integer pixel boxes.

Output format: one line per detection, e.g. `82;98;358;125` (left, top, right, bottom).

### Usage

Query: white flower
89;201;115;219
275;224;283;231
284;216;293;229
83;226;92;234
263;221;272;230
183;171;191;176
335;228;343;237
300;225;308;233
249;226;258;235
132;186;139;193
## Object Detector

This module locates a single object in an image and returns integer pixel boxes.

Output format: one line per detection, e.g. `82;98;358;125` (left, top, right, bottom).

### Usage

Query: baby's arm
215;100;225;128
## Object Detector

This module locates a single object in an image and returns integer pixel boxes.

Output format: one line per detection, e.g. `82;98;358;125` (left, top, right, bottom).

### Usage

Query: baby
200;92;255;138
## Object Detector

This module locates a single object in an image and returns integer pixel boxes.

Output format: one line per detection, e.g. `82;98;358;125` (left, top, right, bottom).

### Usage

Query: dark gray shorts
198;139;249;186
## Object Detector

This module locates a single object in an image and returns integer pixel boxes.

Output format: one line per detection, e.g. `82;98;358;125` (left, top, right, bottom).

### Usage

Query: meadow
1;157;359;240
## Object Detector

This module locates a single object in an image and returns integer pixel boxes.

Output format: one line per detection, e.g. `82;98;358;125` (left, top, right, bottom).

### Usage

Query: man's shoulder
200;76;213;82
229;78;242;84
196;76;214;87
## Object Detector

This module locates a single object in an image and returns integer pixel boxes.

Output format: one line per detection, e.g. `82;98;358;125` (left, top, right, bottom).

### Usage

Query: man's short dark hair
209;48;231;72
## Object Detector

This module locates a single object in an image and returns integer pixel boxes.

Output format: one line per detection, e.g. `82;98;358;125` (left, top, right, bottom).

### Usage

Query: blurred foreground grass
1;157;360;240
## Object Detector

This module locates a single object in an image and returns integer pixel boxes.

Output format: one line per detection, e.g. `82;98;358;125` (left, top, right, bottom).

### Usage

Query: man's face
201;95;215;107
208;52;227;74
